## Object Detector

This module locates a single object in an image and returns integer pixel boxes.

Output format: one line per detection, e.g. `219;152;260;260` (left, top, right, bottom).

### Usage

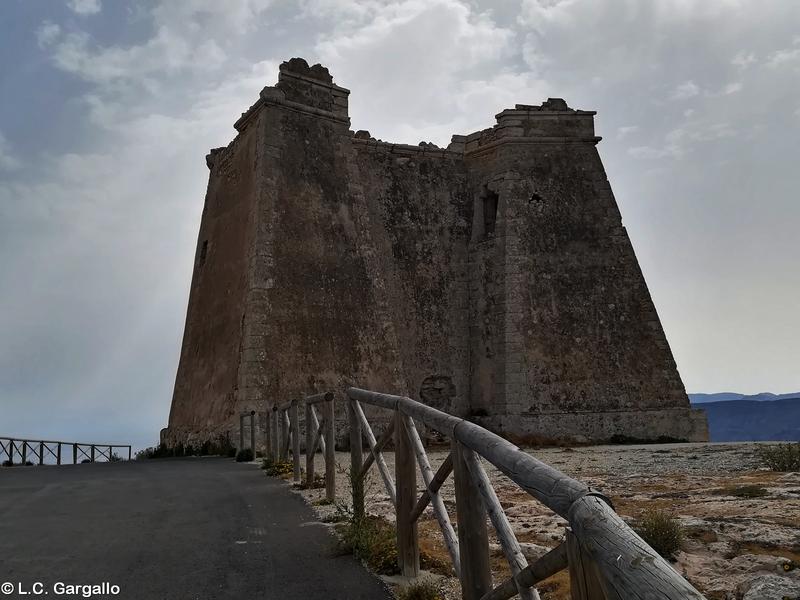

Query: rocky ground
288;442;800;600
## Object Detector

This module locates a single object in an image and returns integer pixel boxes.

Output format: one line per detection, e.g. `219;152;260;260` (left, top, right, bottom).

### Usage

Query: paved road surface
0;458;391;599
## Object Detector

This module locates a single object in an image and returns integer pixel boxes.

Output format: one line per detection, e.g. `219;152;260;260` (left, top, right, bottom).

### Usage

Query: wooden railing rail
267;392;336;502
345;387;706;600
0;436;131;466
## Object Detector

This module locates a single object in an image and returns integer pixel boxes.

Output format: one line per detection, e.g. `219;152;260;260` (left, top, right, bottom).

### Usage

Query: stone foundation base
163;406;708;450
475;407;708;444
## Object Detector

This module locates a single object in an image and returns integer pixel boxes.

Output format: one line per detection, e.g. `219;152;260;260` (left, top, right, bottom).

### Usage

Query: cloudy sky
1;0;798;450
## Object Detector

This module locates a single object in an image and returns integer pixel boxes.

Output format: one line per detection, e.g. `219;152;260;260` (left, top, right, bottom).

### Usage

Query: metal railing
344;387;707;600
0;436;131;466
268;392;336;502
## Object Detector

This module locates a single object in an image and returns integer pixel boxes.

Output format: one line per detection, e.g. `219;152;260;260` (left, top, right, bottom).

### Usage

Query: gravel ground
285;442;800;600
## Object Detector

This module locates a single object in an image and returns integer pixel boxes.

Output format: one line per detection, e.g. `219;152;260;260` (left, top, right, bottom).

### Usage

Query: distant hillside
689;391;800;403
694;398;800;442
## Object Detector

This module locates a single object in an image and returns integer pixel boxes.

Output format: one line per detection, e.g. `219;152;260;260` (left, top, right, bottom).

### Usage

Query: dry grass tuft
758;443;800;472
397;580;445;600
633;510;684;560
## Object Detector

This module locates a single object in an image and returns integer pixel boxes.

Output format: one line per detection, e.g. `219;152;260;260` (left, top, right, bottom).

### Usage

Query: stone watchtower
165;58;707;449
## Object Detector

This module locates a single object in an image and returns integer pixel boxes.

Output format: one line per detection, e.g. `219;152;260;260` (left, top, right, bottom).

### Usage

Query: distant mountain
693;398;800;442
689;392;800;404
689;392;745;403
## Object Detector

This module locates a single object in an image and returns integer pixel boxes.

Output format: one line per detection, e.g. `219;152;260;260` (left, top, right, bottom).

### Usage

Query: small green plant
398;580;444;600
338;516;399;575
109;452;122;462
758;443;800;472
135;446;157;460
135;444;175;459
634;510;684;561
261;457;293;477
134;435;236;460
713;485;768;498
293;471;325;489
235;448;254;462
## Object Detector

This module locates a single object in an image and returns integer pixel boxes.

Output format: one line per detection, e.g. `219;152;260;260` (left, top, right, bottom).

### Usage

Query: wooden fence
0;436;131;466
343;387;707;600
268;392;336;502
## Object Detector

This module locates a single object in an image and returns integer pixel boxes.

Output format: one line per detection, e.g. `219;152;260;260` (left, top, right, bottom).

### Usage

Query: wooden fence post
453;440;491;600
291;400;301;482
265;408;273;460
404;416;460;576
250;411;256;455
285;410;291;457
73;444;77;464
57;443;62;465
395;410;419;577
271;405;279;459
348;399;364;520
127;446;131;461
278;408;289;460
566;529;604;600
305;402;315;486
324;397;336;503
39;442;44;465
9;440;15;464
90;445;95;463
22;441;27;465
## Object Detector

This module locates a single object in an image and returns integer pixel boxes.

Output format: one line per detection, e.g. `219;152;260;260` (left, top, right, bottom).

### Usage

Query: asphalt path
0;457;392;599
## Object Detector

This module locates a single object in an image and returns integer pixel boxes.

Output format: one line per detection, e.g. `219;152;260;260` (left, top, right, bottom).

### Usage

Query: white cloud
731;51;756;69
628;121;736;160
616;125;639;140
46;0;274;88
36;21;61;48
702;80;743;98
721;81;742;95
67;0;102;15
51;30;227;86
627;145;678;160
671;80;700;100
766;46;800;70
297;0;384;25
0;131;21;171
314;0;525;143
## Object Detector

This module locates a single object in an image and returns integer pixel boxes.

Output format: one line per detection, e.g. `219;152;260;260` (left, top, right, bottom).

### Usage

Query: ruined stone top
233;58;350;132
280;57;334;84
231;58;600;151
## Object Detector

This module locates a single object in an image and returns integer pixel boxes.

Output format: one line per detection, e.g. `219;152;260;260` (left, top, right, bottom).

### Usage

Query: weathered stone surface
741;574;800;600
164;58;707;449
